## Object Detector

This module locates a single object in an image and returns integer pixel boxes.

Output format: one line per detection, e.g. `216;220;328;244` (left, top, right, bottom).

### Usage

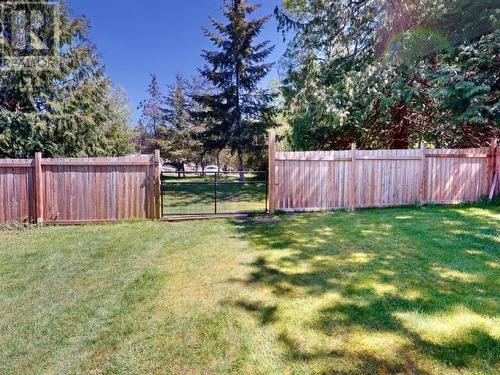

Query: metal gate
161;171;268;216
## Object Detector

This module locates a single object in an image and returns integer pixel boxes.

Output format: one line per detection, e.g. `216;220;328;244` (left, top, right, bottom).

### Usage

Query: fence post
34;152;44;224
419;142;427;205
154;150;162;220
349;143;356;212
488;138;497;183
268;131;276;214
496;139;500;196
488;138;498;199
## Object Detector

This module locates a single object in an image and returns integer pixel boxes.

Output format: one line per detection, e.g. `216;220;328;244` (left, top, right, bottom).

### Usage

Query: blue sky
69;0;286;121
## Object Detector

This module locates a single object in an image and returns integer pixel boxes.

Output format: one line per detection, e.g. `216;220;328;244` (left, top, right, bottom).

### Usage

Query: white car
162;165;178;172
204;165;219;175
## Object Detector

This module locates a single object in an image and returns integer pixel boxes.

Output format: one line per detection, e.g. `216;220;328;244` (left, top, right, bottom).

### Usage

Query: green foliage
0;1;134;158
137;74;207;168
159;75;205;168
193;0;276;172
102;87;136;156
277;0;499;150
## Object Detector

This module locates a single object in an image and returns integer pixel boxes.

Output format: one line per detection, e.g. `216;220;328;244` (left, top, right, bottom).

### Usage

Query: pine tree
161;74;204;171
136;74;207;171
194;0;275;181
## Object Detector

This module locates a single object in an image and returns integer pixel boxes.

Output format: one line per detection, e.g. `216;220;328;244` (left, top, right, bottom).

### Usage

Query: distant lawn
161;173;267;215
0;205;499;374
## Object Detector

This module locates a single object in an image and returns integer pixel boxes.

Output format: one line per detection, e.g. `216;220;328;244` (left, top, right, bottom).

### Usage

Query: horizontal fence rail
0;153;161;224
268;133;499;213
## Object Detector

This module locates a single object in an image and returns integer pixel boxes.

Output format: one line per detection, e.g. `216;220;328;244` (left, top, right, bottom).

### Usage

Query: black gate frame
161;171;268;216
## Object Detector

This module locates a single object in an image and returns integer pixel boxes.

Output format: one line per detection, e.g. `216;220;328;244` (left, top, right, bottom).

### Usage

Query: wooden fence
0;152;161;224
268;133;499;213
1;140;498;224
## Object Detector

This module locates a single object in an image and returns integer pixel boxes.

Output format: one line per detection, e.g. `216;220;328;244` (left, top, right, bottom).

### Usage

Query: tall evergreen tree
136;74;207;170
0;0;134;157
193;0;275;181
160;74;204;170
102;86;135;156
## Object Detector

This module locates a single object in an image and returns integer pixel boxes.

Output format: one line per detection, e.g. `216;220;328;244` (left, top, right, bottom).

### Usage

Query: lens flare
382;28;452;63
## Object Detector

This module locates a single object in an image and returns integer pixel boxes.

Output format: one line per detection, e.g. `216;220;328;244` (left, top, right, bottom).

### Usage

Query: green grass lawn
0;205;499;374
161;173;267;215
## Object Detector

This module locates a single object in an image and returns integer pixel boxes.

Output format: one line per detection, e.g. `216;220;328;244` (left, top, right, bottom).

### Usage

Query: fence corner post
34;152;44;224
488;138;497;183
419;142;427;206
154;150;162;220
349;143;357;212
268;130;276;214
488;138;498;199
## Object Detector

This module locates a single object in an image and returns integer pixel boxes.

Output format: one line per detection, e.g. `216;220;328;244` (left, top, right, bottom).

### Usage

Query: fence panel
275;150;352;211
0;154;159;224
425;148;490;204
41;156;156;223
0;160;35;223
270;139;495;212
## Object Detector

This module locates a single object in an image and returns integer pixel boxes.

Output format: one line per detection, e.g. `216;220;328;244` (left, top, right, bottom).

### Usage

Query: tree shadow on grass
277;330;434;375
228;205;500;374
221;298;278;326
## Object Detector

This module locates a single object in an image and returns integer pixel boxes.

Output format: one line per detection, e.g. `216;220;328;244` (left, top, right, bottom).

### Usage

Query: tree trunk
176;164;185;178
233;17;244;184
237;149;245;183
